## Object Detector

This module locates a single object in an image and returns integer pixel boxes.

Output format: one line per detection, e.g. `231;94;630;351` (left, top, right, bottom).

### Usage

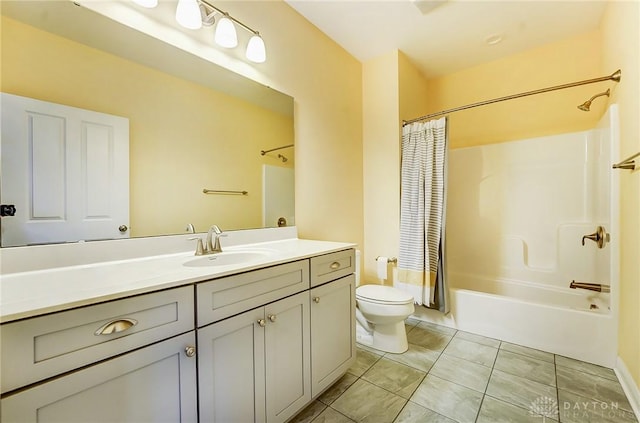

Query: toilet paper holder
375;256;397;264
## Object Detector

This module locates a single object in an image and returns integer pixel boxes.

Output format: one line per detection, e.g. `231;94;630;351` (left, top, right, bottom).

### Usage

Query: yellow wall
424;30;604;148
1;16;293;237
398;52;430;128
363;33;604;282
602;0;640;389
362;51;401;282
214;1;364;246
362;50;431;282
1;0;365;249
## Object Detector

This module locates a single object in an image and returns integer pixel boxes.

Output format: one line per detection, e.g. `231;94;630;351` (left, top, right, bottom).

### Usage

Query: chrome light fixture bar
198;0;265;62
133;0;266;63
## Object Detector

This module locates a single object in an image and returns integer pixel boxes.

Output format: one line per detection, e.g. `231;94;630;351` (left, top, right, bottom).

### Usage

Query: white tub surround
420;105;620;369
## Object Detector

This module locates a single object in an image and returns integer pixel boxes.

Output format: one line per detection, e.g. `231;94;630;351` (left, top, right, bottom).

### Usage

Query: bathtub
415;105;620;368
443;273;615;368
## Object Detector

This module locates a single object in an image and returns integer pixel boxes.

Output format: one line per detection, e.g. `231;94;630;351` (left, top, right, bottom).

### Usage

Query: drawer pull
330;261;341;270
268;314;277;323
313;297;320;303
257;319;266;327
94;318;138;336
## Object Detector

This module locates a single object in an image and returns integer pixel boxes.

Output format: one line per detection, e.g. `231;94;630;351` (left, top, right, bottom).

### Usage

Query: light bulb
176;0;202;30
246;33;266;63
132;0;158;8
215;16;237;48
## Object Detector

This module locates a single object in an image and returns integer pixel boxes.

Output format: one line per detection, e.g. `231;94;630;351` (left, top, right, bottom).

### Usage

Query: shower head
278;154;288;163
578;88;610;111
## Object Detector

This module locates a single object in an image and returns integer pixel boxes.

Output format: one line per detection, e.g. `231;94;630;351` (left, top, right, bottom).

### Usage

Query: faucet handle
188;237;205;255
211;225;222;234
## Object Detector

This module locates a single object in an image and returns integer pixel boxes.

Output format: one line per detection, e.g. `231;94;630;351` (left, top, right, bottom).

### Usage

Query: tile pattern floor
291;319;638;423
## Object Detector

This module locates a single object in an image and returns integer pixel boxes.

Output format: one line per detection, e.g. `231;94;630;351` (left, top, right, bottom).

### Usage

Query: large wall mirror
0;1;294;247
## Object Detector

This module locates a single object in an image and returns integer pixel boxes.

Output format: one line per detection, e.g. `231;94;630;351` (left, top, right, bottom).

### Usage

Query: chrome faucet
188;225;226;256
206;225;225;254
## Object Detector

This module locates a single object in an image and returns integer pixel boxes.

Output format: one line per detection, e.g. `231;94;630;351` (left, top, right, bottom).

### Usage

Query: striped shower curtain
396;117;449;313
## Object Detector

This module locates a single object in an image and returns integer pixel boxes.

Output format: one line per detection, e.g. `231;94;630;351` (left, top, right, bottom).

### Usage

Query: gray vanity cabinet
1;248;355;422
310;274;356;397
0;332;198;422
0;286;197;422
198;290;311;423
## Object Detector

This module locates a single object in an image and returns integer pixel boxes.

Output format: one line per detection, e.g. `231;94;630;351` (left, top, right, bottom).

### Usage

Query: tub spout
570;280;611;293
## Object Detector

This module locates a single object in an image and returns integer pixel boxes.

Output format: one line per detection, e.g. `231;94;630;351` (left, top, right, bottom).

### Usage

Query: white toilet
355;251;415;353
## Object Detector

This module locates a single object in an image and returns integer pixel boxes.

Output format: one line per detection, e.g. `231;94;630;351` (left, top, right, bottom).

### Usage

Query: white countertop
0;238;355;323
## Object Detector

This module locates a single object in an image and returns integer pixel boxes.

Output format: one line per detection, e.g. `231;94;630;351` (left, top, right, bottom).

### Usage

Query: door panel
1;93;129;246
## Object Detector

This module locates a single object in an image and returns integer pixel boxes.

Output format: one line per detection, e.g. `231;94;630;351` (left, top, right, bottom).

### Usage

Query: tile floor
291;319;638;423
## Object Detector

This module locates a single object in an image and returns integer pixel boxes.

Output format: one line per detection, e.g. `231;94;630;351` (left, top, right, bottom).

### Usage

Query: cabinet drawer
1;286;194;394
310;249;355;287
197;260;309;327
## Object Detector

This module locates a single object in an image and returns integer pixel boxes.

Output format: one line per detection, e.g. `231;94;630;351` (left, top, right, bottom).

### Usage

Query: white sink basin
183;250;271;267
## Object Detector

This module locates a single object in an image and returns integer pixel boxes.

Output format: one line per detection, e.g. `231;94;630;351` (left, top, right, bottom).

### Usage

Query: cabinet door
198;307;266;423
310;274;356;397
264;291;311;423
1;332;197;423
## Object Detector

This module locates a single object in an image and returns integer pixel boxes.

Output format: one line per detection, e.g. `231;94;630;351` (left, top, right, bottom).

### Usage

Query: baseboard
615;356;640;420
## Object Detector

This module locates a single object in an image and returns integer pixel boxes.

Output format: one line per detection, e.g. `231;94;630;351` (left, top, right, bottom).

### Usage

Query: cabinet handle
94;318;138;336
185;346;196;358
313;297;320;303
268;314;277;323
257;319;266;327
330;261;341;270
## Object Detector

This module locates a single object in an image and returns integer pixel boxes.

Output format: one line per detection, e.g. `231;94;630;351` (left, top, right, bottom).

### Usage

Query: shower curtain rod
402;69;622;126
260;144;294;156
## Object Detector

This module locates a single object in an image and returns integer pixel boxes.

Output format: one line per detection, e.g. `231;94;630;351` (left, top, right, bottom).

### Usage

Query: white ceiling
285;0;608;78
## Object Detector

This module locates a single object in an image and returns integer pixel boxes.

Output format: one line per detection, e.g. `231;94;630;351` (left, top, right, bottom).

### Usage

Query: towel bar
203;189;248;195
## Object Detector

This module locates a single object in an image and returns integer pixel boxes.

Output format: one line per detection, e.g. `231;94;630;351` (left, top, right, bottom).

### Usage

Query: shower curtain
397;117;449;313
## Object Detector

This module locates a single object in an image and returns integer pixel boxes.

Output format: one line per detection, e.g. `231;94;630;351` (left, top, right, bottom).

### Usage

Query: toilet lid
356;285;414;305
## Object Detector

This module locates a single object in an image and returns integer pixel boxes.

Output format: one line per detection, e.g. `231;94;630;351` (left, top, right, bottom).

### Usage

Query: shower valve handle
581;226;608;249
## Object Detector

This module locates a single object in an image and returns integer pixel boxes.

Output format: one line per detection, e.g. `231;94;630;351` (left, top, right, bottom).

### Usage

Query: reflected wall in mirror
0;1;294;247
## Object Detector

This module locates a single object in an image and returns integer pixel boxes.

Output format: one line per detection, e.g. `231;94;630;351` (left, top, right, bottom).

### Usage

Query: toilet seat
356;285;414;305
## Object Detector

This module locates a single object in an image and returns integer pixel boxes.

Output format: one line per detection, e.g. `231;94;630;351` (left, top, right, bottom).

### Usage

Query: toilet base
355;320;409;354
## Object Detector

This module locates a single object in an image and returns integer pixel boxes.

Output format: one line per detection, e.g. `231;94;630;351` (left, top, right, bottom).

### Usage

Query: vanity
0;232;356;422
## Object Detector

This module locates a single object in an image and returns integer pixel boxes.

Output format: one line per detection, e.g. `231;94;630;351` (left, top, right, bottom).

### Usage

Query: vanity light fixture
134;0;266;63
246;33;266;63
199;1;266;62
214;14;238;48
176;0;202;30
